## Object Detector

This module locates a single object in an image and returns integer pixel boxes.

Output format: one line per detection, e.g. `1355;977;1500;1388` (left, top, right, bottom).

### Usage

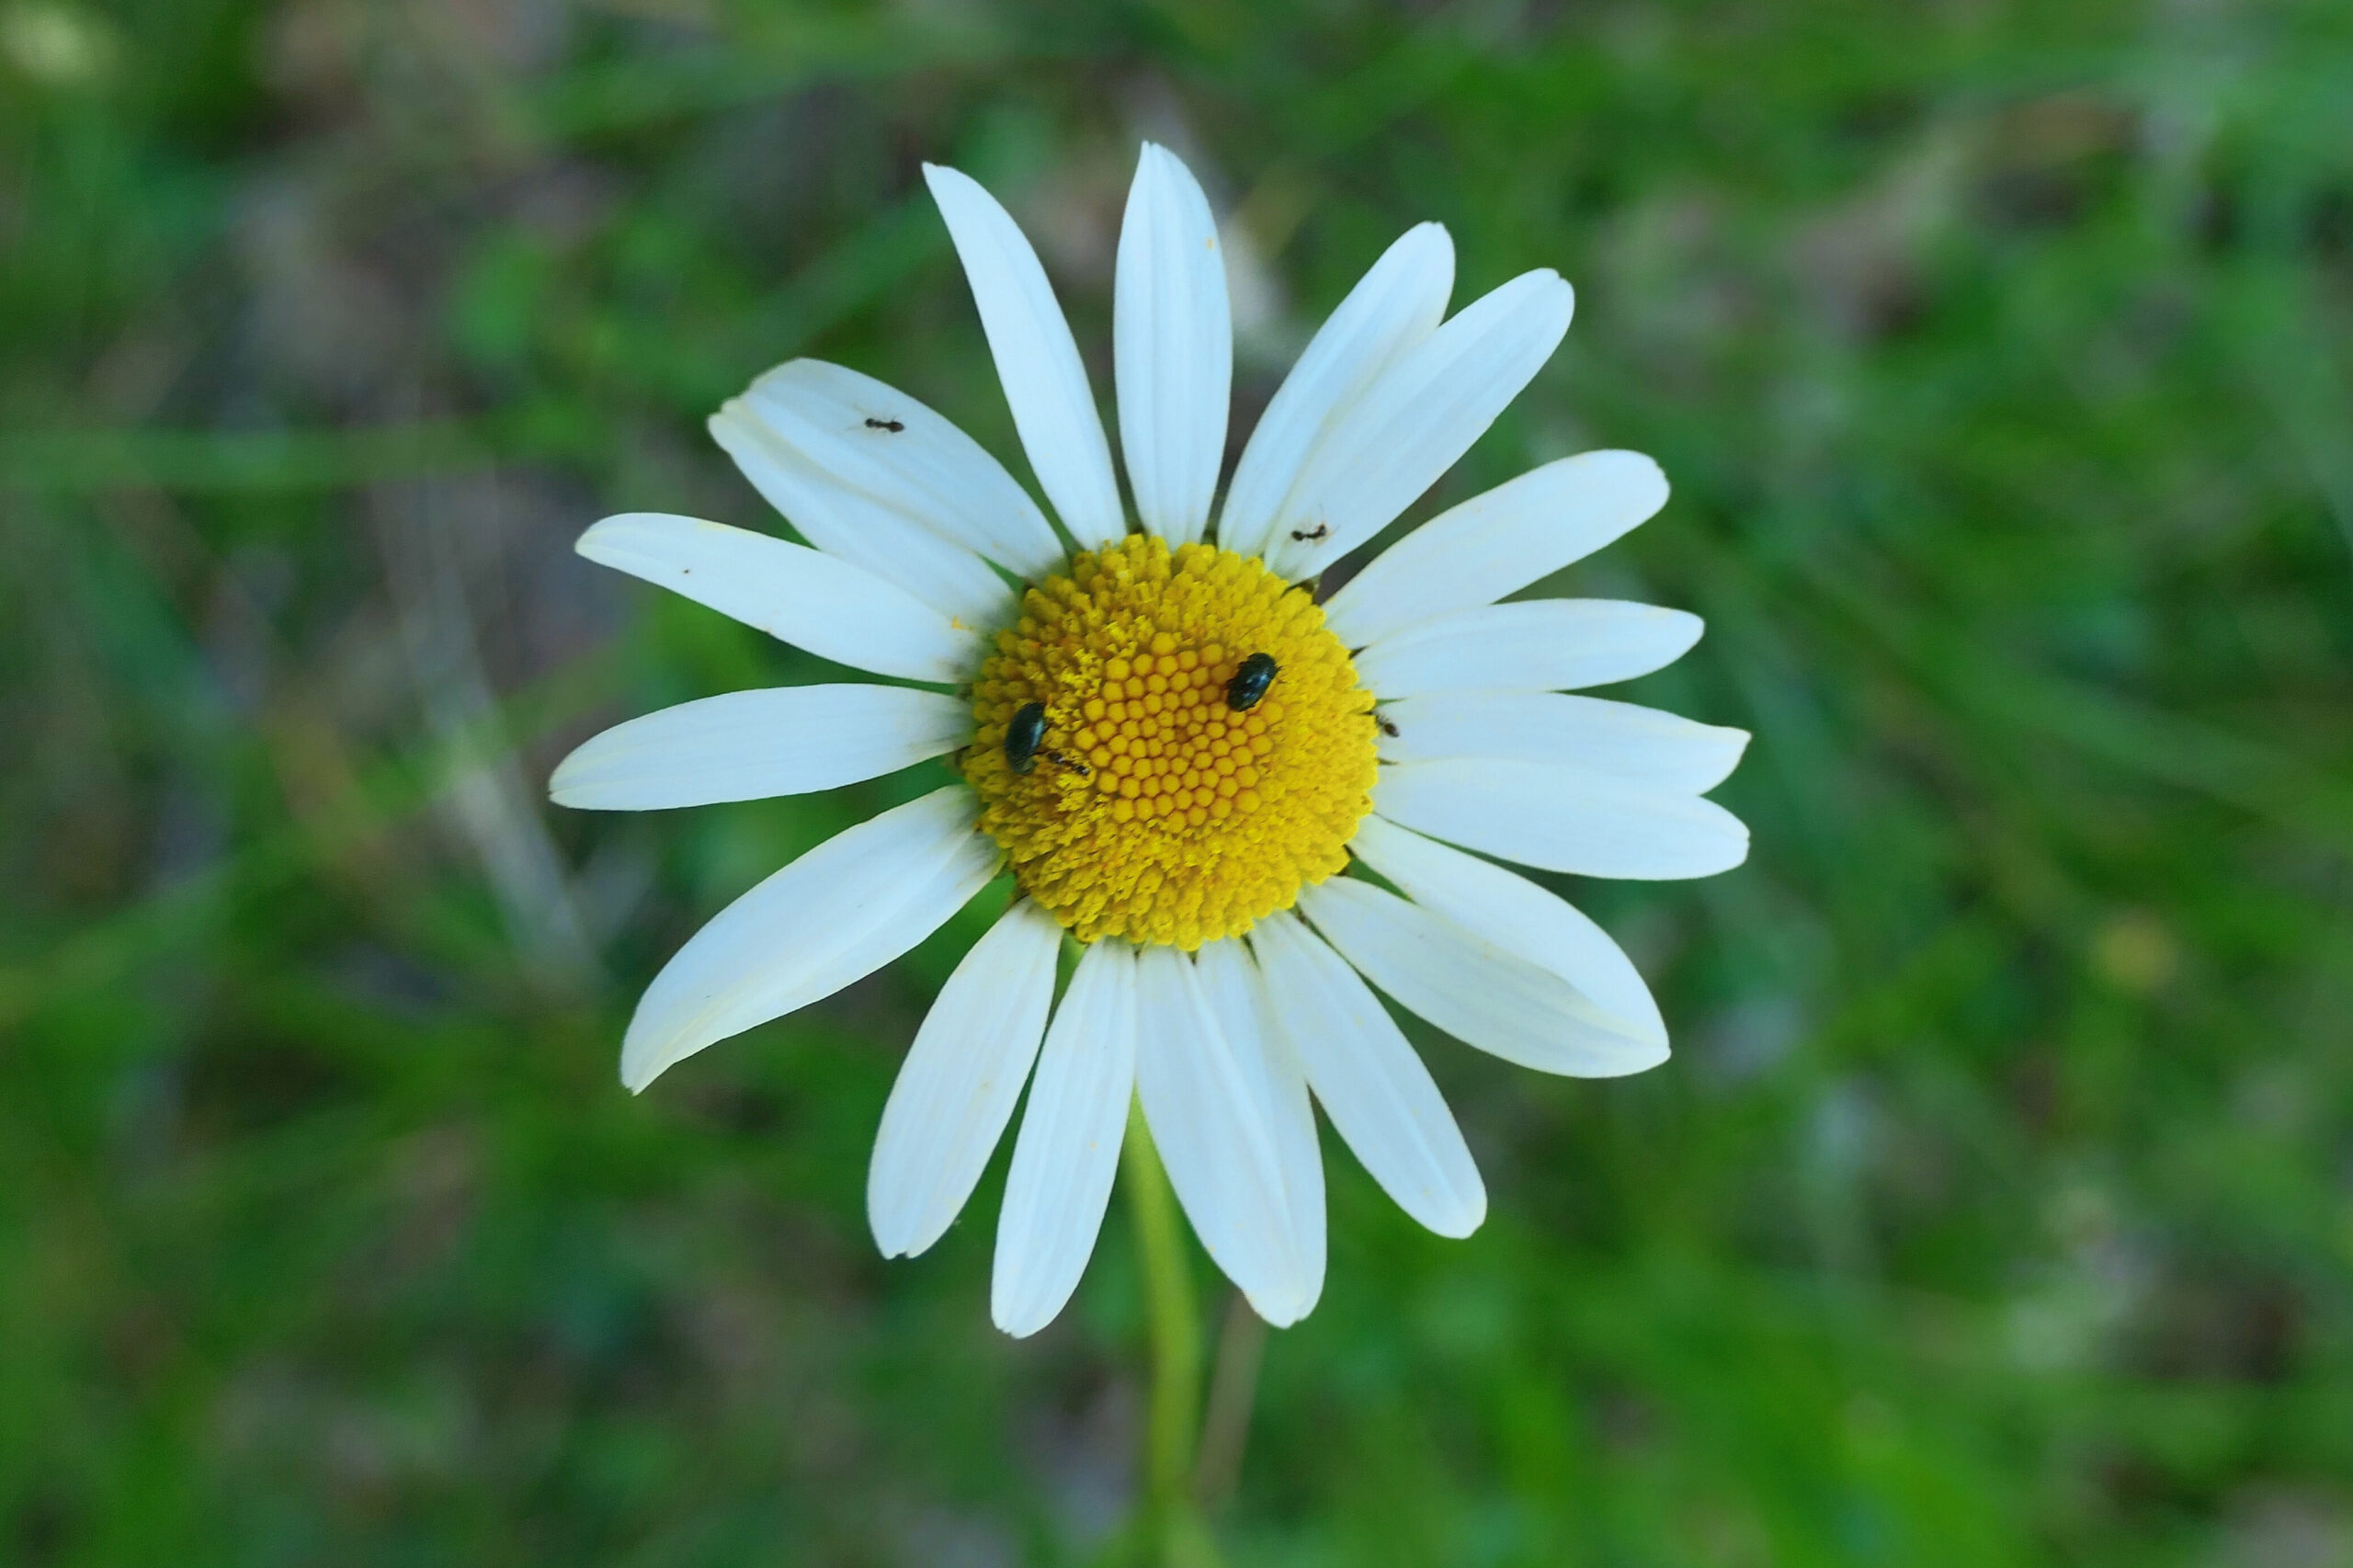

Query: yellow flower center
962;535;1378;949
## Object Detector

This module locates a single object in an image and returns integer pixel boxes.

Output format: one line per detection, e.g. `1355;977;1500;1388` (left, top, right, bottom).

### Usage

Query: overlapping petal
1298;877;1664;1077
735;358;1065;578
551;685;972;811
1218;223;1454;561
1114;144;1231;548
870;899;1063;1258
994;939;1140;1336
1347;815;1665;1047
1267;269;1574;580
709;403;1014;627
619;786;998;1091
1373;690;1748;793
1323;449;1669;647
1353;599;1702;698
575;513;981;683
1134;945;1313;1324
925;163;1126;550
1196;937;1324;1321
1375;758;1750;880
1248;912;1484;1238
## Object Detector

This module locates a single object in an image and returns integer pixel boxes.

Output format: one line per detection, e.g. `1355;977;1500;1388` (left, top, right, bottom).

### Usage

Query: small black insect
1005;701;1049;774
1226;653;1279;711
1289;524;1329;542
1043;749;1092;778
864;416;905;432
1375;714;1400;738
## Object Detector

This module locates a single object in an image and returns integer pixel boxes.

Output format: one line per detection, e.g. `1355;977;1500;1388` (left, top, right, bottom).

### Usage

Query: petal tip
990;1293;1052;1339
1430;1181;1488;1239
1246;1291;1304;1330
1427;1211;1480;1242
575;515;635;560
546;748;588;803
620;1036;674;1095
1602;1037;1673;1078
1611;449;1670;506
1397;221;1454;267
923;162;981;203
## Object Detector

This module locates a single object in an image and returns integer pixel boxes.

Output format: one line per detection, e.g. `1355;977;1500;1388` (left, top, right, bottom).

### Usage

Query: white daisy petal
620;786;996;1092
1297;877;1665;1078
575;513;981;684
1323;449;1670;646
1348;814;1665;1045
1353;600;1702;697
1195;937;1324;1322
736;358;1066;578
1247;912;1484;1238
1114;144;1231;548
816;847;1012;1038
1267;269;1575;581
710;402;1015;628
1134;946;1310;1326
1373;690;1749;794
869;899;1063;1259
1218;223;1454;562
551;685;972;812
1375;759;1751;880
925;162;1127;550
994;940;1140;1337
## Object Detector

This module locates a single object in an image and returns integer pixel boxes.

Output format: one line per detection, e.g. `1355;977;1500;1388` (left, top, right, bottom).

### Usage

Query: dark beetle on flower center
1225;653;1279;711
1005;701;1049;774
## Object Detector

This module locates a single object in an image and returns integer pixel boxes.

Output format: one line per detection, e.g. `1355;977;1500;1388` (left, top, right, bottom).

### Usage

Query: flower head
553;143;1749;1336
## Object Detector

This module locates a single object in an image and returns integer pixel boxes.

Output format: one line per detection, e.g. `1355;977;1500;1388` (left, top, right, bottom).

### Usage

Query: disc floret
962;535;1378;949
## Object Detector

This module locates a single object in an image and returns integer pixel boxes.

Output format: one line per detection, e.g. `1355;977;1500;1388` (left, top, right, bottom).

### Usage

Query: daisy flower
553;144;1748;1337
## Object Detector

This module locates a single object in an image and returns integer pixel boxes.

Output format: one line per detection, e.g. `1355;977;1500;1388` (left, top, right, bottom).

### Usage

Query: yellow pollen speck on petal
960;535;1378;949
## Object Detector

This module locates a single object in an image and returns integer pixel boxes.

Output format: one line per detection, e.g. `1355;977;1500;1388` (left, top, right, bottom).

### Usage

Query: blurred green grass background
5;0;2352;1562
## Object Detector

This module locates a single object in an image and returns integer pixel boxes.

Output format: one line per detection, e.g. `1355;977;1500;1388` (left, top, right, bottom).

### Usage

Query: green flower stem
1192;1292;1268;1509
1121;1103;1224;1568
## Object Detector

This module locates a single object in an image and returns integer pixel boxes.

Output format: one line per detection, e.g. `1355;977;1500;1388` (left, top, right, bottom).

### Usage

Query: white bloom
553;143;1749;1336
